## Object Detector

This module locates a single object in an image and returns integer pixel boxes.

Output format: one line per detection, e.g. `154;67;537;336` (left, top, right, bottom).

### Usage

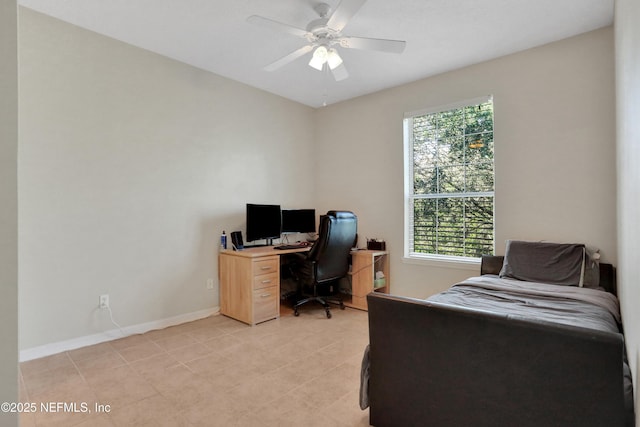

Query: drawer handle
260;266;272;271
261;279;272;284
260;293;271;298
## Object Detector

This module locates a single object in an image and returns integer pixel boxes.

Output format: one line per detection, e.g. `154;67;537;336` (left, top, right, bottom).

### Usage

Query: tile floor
19;306;371;427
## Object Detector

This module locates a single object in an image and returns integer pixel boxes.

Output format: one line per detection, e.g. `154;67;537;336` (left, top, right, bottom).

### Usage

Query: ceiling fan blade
337;36;406;54
330;63;349;81
326;0;367;32
247;15;310;38
264;45;314;71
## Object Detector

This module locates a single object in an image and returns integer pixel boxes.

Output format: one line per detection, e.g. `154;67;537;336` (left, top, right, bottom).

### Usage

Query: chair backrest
307;211;357;284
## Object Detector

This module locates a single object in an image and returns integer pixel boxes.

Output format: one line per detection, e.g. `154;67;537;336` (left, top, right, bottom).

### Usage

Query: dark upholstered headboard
480;255;617;296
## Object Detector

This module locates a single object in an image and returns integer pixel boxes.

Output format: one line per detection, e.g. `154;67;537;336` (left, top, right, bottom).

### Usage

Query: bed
362;240;634;427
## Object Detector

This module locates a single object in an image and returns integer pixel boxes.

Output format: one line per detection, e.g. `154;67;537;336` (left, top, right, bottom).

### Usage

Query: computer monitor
246;203;282;244
281;209;316;233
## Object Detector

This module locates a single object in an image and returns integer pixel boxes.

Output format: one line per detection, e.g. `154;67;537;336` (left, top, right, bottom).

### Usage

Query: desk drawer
253;286;278;324
253;258;278;276
253;272;278;290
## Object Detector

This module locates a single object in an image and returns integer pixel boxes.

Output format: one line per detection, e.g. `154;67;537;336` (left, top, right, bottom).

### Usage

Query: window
404;96;494;261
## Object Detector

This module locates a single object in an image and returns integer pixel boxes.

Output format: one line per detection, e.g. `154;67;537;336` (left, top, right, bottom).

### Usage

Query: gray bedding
427;274;622;334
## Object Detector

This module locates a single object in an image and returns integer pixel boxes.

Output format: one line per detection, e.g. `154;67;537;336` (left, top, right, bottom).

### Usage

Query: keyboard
274;244;310;250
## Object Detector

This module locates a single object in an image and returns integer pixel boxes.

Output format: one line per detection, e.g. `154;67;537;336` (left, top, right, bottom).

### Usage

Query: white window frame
403;95;495;267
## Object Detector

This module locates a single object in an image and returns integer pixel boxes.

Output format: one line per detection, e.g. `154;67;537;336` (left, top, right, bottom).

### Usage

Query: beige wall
314;27;616;298
615;0;640;411
18;8;315;349
0;0;19;424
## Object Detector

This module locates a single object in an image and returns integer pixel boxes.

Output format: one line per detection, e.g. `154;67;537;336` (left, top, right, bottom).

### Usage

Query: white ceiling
19;0;614;108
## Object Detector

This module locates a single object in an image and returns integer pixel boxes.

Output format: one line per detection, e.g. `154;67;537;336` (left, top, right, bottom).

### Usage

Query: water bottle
220;230;227;250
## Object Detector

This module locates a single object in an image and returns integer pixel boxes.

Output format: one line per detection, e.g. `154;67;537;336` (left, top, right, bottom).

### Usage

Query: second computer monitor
281;209;316;234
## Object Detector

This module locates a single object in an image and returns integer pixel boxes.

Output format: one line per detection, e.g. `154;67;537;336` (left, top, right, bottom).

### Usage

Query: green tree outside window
405;97;494;259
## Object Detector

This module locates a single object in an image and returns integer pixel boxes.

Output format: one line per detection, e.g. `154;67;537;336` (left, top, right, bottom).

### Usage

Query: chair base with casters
292;282;345;318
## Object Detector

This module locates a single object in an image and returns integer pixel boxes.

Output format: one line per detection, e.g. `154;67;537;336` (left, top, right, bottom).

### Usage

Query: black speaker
231;231;244;250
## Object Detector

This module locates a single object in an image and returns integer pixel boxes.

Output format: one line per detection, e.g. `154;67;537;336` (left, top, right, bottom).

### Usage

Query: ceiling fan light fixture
308;57;324;70
309;45;328;70
326;48;343;70
249;0;406;85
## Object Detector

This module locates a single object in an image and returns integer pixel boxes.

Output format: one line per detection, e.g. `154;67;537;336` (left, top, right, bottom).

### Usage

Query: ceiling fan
247;0;406;81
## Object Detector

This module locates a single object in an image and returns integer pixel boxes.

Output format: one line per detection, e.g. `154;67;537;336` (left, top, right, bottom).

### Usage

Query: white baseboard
20;306;221;362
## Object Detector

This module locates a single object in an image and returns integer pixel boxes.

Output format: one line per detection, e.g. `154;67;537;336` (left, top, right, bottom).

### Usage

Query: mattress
427;274;621;334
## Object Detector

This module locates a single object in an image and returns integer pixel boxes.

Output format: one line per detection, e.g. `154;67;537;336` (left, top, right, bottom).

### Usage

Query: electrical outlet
206;279;214;290
99;294;109;309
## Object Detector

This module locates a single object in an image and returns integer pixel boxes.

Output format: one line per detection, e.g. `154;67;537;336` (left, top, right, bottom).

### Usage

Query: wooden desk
219;246;390;324
218;246;309;325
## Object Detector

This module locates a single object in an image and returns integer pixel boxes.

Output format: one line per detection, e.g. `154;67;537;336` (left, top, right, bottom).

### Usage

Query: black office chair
290;211;357;318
